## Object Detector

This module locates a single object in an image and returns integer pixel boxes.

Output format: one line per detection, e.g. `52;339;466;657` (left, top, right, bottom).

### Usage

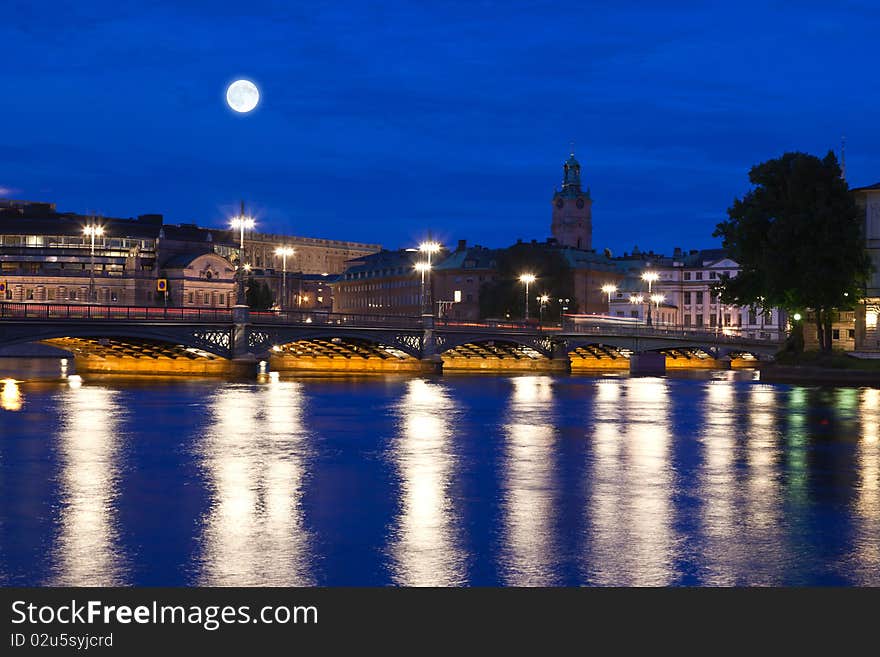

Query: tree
245;275;275;310
713;151;870;351
478;242;576;321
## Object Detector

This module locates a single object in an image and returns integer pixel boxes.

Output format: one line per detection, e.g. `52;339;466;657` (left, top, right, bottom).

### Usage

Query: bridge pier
230;305;258;378
629;352;666;376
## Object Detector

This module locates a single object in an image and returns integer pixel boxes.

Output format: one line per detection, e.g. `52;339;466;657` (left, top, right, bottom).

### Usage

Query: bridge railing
562;321;783;343
0;303;234;322
249;309;424;328
0;303;424;328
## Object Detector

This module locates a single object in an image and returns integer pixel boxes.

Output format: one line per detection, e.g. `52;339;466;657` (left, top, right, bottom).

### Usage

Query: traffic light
157;279;167;292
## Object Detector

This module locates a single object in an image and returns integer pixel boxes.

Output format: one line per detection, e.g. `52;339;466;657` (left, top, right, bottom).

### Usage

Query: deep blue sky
2;1;878;255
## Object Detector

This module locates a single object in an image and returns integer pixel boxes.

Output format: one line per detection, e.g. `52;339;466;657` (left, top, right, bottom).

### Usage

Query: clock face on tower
556;198;564;208
576;198;584;209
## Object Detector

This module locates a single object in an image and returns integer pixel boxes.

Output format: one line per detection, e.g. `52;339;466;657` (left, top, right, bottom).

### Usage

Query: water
0;371;878;586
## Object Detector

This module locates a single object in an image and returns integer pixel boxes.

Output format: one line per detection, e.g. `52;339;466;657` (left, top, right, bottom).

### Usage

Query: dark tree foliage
713;151;870;351
478;242;576;322
245;275;275;310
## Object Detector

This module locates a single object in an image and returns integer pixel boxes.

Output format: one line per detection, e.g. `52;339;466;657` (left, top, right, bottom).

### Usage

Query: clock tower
551;151;592;250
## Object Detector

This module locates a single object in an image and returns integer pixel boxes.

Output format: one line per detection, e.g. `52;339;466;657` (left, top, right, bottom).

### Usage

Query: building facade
332;249;429;316
432;242;500;321
0;200;239;308
550;152;592;250
608;247;786;339
853;183;880;353
244;232;380;276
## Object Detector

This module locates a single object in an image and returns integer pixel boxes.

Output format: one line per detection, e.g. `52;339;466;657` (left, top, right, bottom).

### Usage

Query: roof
434;246;499;271
339;248;428;279
851;182;880;192
161;252;228;268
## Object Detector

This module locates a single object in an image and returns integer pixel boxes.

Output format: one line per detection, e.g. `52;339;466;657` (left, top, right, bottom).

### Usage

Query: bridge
0;303;783;377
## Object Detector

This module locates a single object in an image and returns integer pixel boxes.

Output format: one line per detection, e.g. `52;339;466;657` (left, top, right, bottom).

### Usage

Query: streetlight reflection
388;379;466;586
850;388;880;581
49;385;127;585
501;376;559;586
195;382;313;585
587;377;675;585
1;379;22;411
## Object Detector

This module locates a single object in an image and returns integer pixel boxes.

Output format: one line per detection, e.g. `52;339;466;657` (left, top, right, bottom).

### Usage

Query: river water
0;370;878;586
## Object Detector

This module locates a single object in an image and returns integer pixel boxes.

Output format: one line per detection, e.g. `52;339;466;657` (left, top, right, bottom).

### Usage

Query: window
631;310;639;318
188;292;194;304
683;291;692;305
848;329;855;339
696;314;704;326
616;311;624;317
709;271;716;279
684;272;691;281
26;288;33;300
765;311;773;323
749;310;757;324
684;315;691;326
724;313;731;326
696;291;704;304
832;329;841;340
737;314;742;326
111;290;118;302
710;315;717;327
69;290;77;301
696;272;703;280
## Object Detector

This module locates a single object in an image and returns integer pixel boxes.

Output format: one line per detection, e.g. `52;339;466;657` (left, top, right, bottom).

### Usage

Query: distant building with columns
853;182;880;353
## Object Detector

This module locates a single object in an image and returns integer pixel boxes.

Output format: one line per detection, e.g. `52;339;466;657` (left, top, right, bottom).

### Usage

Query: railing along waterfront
0;303;424;328
562;320;782;343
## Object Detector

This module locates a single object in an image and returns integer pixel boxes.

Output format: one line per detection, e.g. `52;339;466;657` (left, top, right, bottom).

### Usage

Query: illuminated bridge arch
436;334;556;359
256;329;424;360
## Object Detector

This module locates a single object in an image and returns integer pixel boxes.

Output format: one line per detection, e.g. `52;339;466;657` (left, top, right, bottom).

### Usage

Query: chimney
673;246;682;257
457;239;467;251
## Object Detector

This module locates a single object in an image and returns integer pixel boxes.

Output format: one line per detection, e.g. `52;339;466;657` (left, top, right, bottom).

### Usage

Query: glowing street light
519;273;536;321
793;313;802;322
274;246;295;311
650;293;665;325
629;294;644;324
641;271;659;326
538;294;550;327
230;202;256;305
418;241;442;316
601;283;618;308
415;261;431;314
83;223;104;303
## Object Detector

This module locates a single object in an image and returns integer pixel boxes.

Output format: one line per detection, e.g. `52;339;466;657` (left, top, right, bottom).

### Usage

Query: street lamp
419;241;442;316
274;246;295;311
538;294;550;328
519;273;536;321
601;283;617;310
83;224;104;303
230;206;255;305
629;294;644;323
414;262;431;314
641;271;659;326
650;294;665;326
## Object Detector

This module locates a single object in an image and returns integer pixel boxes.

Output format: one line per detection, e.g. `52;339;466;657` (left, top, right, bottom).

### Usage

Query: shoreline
760;364;880;387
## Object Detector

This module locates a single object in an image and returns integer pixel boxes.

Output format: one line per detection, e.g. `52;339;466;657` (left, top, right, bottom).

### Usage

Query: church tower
551;151;592;250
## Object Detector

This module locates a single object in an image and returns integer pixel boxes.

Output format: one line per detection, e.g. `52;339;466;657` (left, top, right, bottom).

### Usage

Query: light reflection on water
587;377;674;585
500;376;559;585
194;380;313;586
48;385;127;585
1;372;880;586
388;379;466;586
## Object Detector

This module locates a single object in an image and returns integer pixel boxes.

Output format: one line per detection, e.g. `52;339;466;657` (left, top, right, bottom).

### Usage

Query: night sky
2;1;877;255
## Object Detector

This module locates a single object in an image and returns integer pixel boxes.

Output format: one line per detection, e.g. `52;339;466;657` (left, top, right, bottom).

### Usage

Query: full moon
226;79;259;113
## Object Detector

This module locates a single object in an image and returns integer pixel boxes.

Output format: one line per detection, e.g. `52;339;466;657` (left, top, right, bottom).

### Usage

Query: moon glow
226;79;260;113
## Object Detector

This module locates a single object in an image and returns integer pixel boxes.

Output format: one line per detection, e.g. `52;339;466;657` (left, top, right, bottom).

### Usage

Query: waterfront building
332;249;434;316
853;182;880;353
432;241;500;321
551;151;592;250
0;199;382;310
607;247;786;339
0;200;239;307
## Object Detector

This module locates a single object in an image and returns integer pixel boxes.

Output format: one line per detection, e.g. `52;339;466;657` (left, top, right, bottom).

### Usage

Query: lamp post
641;271;659;327
419;241;441;317
519;273;536;321
230;204;255;306
629;294;644;323
650;294;665;326
274;246;294;311
83;224;104;303
415;262;431;314
538;294;550;328
601;284;617;312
